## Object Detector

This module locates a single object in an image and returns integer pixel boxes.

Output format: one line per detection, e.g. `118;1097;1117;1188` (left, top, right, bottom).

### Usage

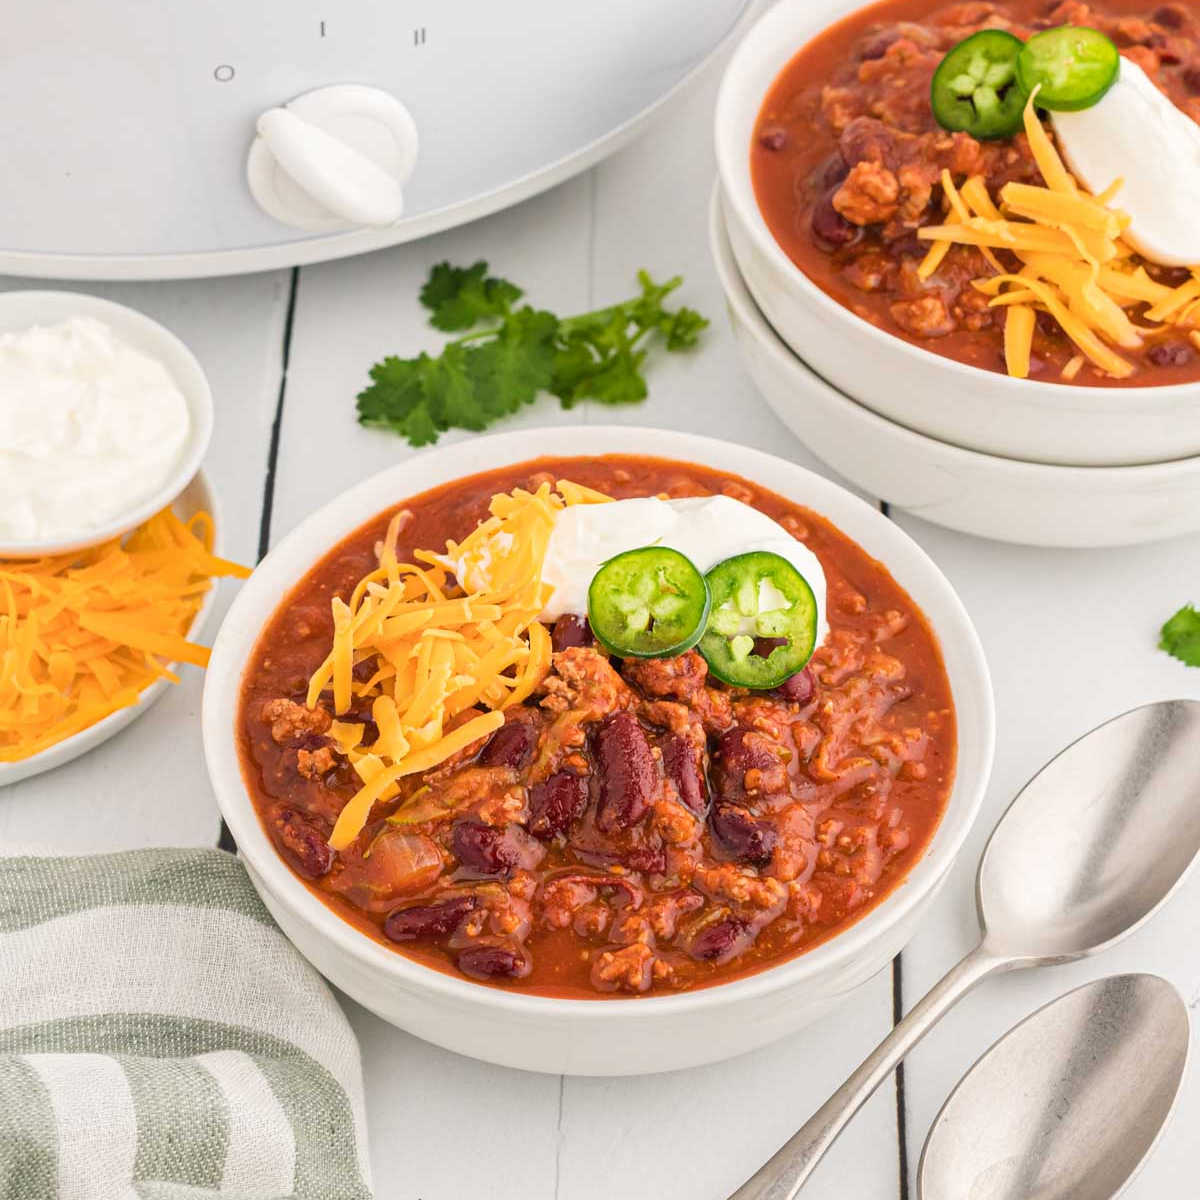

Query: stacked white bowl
713;0;1200;548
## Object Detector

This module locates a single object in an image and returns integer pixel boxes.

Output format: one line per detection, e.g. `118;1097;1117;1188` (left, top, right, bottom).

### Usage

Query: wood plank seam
218;266;300;856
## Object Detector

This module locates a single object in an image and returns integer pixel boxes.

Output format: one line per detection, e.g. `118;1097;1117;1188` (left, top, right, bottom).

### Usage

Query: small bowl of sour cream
0;291;214;557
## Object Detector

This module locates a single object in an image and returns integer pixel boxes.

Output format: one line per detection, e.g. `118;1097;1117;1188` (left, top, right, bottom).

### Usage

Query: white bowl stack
713;0;1200;548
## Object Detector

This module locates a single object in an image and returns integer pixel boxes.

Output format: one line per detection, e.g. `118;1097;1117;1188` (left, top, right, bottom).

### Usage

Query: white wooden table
4;54;1199;1200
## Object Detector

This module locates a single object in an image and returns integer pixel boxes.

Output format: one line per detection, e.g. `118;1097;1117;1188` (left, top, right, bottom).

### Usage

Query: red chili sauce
238;457;956;998
752;0;1200;384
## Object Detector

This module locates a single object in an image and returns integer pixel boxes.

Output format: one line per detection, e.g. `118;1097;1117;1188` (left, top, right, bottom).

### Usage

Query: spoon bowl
979;700;1200;962
919;974;1190;1200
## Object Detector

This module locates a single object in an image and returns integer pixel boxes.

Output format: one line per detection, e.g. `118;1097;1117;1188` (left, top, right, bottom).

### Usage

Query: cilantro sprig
357;261;707;446
1160;604;1200;668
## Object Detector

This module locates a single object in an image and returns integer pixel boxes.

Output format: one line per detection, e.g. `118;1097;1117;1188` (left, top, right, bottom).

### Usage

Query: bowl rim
710;183;1200;482
0;289;215;557
0;468;222;785
713;0;1200;408
203;425;995;1018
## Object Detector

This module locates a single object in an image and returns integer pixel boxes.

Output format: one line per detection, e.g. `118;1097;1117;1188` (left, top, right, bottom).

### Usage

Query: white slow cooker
4;1;751;279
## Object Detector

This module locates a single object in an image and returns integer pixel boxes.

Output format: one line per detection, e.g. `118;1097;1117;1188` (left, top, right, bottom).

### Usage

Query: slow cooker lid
3;0;749;279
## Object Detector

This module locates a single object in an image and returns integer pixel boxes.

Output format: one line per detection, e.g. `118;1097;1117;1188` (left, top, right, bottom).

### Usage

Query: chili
238;456;956;998
750;0;1200;387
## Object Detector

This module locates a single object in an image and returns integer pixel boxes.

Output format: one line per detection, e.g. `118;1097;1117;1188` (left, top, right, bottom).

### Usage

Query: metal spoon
729;699;1200;1200
919;973;1190;1200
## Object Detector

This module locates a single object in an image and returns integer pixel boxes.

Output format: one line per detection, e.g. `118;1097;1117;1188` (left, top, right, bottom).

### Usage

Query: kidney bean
811;190;860;248
689;916;747;963
1156;264;1195;288
759;127;789;152
343;699;379;747
662;734;707;816
713;728;780;799
1034;310;1061;339
627;843;667;874
820;154;851;189
457;945;530;980
881;233;922;260
753;636;788;658
859;31;898;60
593;712;656;832
452;821;520;876
1184;66;1200;92
710;803;777;869
1147;341;1194;367
270;806;333;879
775;665;816;705
477;718;537;770
551;613;594;652
1154;4;1185;27
383;895;477;943
528;771;589;840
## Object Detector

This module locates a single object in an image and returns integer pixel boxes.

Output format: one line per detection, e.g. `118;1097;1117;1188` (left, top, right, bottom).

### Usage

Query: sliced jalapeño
932;29;1028;139
587;546;710;658
1017;26;1120;111
698;551;818;689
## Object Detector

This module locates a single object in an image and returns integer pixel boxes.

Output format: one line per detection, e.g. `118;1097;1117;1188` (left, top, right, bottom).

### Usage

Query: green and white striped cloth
0;848;373;1200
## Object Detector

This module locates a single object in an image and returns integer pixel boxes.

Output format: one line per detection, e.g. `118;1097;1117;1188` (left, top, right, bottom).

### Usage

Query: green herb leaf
465;307;560;416
659;305;709;351
420;260;524;332
356;354;439;446
359;263;707;445
1160;604;1200;667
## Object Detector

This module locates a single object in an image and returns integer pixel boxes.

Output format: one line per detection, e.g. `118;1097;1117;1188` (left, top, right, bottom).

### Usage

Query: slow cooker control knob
246;85;419;231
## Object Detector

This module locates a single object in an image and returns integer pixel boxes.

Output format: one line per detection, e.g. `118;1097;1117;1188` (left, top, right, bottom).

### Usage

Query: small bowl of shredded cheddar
0;470;251;784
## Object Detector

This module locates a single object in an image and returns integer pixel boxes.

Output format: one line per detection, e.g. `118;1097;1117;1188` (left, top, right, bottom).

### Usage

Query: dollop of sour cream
540;494;829;646
1051;57;1200;267
0;317;191;541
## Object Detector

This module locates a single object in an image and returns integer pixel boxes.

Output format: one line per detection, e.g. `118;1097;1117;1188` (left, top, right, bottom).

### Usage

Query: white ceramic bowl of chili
711;186;1200;547
714;0;1200;468
202;425;995;1076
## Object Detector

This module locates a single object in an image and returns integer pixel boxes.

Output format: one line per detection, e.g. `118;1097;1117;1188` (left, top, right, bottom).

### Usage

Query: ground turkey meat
834;161;901;225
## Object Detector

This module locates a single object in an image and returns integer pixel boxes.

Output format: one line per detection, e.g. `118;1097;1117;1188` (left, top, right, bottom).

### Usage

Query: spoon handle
727;943;1005;1200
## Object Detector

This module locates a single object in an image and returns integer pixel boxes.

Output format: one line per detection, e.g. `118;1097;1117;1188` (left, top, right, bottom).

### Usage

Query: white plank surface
6;18;1199;1200
0;272;290;852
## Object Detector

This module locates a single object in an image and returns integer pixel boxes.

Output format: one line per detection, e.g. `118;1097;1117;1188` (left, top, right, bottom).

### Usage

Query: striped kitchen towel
0;848;373;1200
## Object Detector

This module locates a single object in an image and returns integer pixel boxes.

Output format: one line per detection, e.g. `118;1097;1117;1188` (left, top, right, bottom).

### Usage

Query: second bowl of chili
715;0;1200;467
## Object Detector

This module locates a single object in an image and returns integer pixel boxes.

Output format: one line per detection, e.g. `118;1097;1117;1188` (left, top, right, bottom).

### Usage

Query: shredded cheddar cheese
315;479;610;851
1023;86;1077;197
1003;305;1036;380
915;91;1200;379
0;509;250;763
